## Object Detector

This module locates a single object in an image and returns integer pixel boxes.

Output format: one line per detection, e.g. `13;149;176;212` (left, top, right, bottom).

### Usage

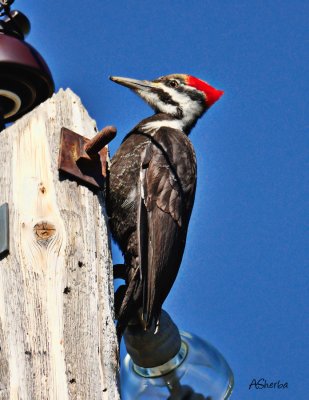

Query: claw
114;285;127;320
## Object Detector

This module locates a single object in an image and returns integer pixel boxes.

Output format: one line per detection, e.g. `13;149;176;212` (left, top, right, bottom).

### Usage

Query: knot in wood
33;221;56;242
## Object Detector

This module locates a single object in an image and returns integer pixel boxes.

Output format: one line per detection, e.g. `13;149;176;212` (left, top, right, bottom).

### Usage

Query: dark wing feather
138;127;197;327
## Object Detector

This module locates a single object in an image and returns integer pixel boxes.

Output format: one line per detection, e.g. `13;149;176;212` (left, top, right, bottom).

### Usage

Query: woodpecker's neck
138;113;198;135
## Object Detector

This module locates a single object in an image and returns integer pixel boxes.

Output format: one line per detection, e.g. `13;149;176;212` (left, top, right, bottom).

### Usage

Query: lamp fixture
121;311;234;400
0;0;54;128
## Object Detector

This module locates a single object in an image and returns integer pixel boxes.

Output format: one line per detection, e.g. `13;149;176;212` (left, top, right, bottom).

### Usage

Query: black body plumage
108;114;196;332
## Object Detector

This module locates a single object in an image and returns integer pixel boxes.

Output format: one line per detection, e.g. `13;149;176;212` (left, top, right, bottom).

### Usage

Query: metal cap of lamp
122;310;234;400
0;1;54;126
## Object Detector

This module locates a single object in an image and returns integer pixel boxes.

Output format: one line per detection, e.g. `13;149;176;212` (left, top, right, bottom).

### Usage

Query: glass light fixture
121;311;234;400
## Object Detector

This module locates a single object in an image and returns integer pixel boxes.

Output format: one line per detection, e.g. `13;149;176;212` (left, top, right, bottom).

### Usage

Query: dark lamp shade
0;33;54;123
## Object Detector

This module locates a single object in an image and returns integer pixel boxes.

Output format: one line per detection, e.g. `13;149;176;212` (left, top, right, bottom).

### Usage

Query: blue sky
18;1;308;398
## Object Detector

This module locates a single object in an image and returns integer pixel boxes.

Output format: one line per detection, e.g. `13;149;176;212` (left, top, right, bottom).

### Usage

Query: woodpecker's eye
168;80;179;88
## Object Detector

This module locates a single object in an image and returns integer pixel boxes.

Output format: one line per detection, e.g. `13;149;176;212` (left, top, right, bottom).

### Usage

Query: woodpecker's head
110;74;223;133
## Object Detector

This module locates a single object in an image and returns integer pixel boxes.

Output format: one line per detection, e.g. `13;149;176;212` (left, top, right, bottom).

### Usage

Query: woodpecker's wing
138;127;197;327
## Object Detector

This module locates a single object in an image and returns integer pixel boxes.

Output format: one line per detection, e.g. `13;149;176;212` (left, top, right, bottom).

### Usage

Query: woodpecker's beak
110;76;157;91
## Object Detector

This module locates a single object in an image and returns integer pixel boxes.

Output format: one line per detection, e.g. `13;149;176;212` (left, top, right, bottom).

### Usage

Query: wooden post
0;89;120;399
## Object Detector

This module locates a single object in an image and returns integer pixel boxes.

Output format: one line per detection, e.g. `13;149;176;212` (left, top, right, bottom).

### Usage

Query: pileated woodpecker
107;74;223;338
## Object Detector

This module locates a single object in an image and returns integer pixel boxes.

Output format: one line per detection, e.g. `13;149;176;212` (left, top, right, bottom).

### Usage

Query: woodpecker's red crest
186;75;224;108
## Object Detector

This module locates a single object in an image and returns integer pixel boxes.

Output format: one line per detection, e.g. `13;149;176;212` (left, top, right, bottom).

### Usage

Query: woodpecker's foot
114;284;127;320
113;263;127;280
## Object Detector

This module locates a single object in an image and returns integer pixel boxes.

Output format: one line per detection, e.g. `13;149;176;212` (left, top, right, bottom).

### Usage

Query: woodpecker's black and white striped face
110;74;223;133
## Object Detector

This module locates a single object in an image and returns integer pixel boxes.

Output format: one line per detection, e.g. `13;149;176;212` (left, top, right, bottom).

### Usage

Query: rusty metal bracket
0;203;9;258
58;126;116;190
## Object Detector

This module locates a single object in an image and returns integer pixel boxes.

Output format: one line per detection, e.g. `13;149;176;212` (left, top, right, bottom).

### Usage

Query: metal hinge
58;125;116;190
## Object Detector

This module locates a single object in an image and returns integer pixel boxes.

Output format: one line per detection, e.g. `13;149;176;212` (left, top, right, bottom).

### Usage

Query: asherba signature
249;378;288;390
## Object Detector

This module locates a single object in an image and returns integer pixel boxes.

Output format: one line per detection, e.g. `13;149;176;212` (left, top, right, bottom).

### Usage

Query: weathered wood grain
0;90;119;400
